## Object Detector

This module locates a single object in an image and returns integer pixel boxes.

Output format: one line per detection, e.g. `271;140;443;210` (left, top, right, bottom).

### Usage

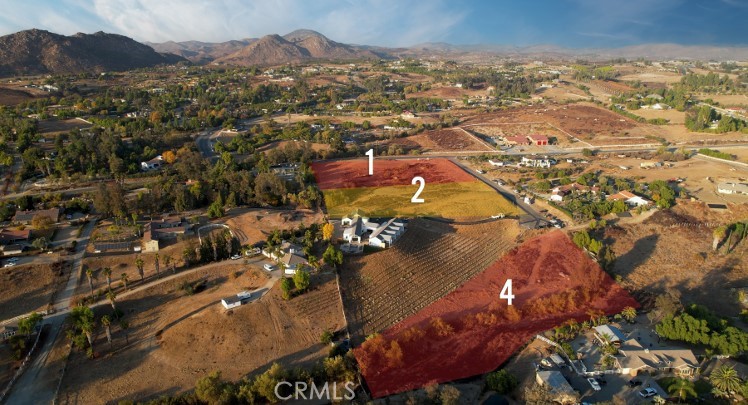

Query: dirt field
321;181;518;219
341;219;521;345
618;71;683;85
0;263;61;320
59;264;344;403
467;122;571;146
693;94;748;106
387;128;494;153
609;202;748;315
462;103;654;146
406;86;487;100
312;158;476;190
223;208;324;245
535;84;591;103
37;118;91;135
0;86;39;105
356;231;637;397
631;108;687;125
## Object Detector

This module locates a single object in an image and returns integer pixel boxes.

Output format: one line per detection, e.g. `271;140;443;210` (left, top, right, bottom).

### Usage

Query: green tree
320;330;334;344
711;364;742;394
252;363;287;403
486;370;519;394
195;370;232;404
292;268;310;292
102;267;112;291
135;256;144;281
17;312;43;336
280;278;293;300
120;273;129;290
668;378;697;403
621;306;637;323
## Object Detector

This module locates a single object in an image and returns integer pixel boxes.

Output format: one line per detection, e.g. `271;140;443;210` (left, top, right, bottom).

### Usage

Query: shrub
486;370;518;394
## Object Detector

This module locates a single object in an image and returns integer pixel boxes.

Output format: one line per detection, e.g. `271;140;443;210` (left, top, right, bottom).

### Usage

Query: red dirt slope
311;158;475;190
355;231;638;398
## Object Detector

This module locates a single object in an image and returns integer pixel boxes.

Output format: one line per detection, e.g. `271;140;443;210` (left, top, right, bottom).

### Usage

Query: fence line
0;327;44;402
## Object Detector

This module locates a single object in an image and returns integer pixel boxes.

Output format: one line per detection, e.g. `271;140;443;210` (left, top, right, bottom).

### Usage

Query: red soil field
355;231;638;398
311;158;475;190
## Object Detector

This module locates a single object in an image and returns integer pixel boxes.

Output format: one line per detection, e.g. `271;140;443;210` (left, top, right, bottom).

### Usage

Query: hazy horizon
0;0;747;48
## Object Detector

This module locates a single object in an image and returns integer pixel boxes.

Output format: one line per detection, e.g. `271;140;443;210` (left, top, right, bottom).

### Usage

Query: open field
608;202;748;315
406;86;487;100
0;263;61;320
322;181;518;219
535;84;590;102
37;118;91;134
467;122;570;145
355;231;637;397
224;208;324;244
312;158;475;190
630;108;687;125
386;128;494;153
693;94;748;106
0;86;39;105
462;103;655;146
618;71;684;84
59;265;344;403
340;219;521;345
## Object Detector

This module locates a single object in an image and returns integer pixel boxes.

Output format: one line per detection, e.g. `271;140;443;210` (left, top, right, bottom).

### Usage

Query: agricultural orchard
340;219;521;344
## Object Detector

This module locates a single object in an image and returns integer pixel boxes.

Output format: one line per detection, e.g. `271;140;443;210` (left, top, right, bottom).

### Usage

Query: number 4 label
500;279;515;306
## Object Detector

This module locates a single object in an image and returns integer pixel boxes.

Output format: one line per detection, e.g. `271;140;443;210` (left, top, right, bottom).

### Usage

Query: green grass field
322;181;519;219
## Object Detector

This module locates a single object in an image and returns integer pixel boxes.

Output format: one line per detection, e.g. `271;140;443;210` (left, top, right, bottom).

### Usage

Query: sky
0;0;746;48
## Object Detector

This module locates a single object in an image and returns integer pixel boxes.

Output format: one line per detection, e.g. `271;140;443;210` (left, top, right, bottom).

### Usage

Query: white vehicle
230;254;242;260
263;263;276;272
587;378;601;391
639;388;657;398
3;262;16;268
491;214;506;219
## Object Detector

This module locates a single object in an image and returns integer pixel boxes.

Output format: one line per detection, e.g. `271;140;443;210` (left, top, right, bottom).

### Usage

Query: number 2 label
411;176;425;203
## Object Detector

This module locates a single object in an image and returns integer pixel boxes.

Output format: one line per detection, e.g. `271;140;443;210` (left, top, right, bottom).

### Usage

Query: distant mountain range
0;29;184;76
1;28;747;77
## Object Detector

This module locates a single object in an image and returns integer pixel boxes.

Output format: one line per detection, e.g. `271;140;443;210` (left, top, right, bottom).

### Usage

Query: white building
221;291;252;309
717;182;748;195
141;155;164;171
368;219;406;248
521;156;555;168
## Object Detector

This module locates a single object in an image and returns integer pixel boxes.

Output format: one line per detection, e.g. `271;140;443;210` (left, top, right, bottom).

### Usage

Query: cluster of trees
685;105;747;133
698;148;736;161
191;230;241;265
713;221;747;253
7;312;42;360
572;65;619;81
572;229;616;271
176;354;358;404
678;72;743;93
656;304;748;356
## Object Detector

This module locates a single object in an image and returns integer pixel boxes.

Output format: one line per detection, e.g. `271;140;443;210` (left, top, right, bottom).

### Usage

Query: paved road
5;218;97;405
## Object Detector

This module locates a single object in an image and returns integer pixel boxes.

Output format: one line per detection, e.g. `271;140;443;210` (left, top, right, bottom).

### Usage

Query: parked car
230;254;242;260
3;262;16;268
263;263;276;272
587;378;601;391
639;388;657;398
629;379;643;387
596;377;607;385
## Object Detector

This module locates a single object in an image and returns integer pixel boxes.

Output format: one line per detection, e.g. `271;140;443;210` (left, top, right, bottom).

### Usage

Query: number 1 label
365;148;374;176
500;279;515;305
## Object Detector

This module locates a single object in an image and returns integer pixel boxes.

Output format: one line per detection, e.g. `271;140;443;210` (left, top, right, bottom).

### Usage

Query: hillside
0;29;184;77
147;39;256;63
216;30;381;67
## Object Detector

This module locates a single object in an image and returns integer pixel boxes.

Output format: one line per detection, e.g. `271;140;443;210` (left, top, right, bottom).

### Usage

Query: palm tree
163;254;174;274
102;267;112;291
154;253;160;278
107;290;117;313
621;306;637;323
85;267;96;297
711;364;741;394
120;273;129;290
101;315;112;347
120;320;130;345
80;318;95;355
668;378;697;403
135;256;144;281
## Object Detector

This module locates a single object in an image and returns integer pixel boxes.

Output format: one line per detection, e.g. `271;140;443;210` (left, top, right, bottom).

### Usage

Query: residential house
535;371;578;404
263;241;308;274
1;244;24;256
400;110;416;119
142;217;191;252
0;228;30;245
141;155;164;171
270;163;299;182
528;134;549;146
521;156;555;168
221;291;252;310
368;218;406;248
593;324;626;347
341;214;380;243
616;337;699;377
549;183;598;202
504;135;529;146
13;207;62;224
488;159;510;167
717;182;748;195
606;190;651;207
